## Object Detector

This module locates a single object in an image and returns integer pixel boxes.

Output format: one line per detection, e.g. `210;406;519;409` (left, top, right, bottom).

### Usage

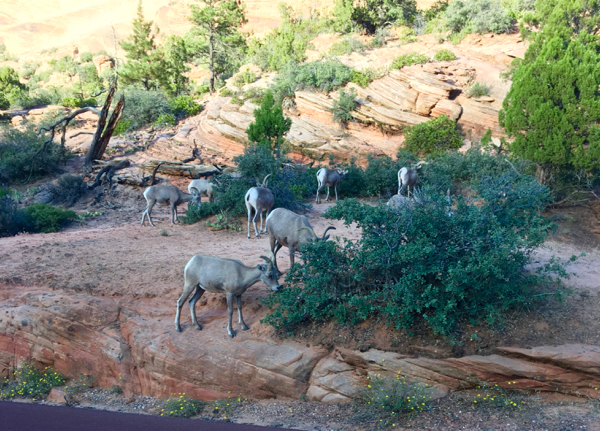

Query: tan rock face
92;55;114;75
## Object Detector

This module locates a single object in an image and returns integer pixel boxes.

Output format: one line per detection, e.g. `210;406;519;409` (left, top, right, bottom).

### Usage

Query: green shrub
329;36;365;55
465;81;490;98
233;68;257;87
0;363;65;400
153;114;177;128
81;97;97;108
263;169;568;337
390;52;430;69
61;97;81;108
352;0;418;33
0;93;8;110
364;155;399;197
333;0;356;33
0;195;27;237
295;58;354;92
350;70;371;88
434;49;456;61
47;174;87;207
370;27;391;47
79;52;94;63
19;62;41;80
119;88;172;131
23;203;77;233
330;88;357;126
402;115;463;157
336;158;366;198
52;55;78;76
161;394;205;418
445;0;513;34
396;27;417;44
359;373;433;423
424;0;450;21
0;124;67;184
113;120;132;136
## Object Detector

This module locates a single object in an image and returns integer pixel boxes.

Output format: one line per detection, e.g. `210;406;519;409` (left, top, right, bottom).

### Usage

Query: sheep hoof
176;326;182;332
256;234;261;239
241;324;249;331
195;325;202;331
228;331;236;338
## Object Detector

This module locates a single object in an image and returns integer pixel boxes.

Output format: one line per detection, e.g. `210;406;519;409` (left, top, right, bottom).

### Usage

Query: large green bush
119;88;172;132
363;155;399;197
0;124;67;184
263;170;569;336
445;0;513;34
0;200;76;236
402;115;463;157
330;88;357;126
390;52;430;69
352;0;418;33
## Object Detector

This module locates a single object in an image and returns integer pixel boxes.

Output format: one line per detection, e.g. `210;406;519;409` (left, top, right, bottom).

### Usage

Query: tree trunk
209;30;215;94
84;82;125;171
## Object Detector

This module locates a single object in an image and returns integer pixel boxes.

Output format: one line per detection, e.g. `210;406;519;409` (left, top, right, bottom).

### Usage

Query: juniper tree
246;90;292;167
119;1;166;90
188;0;247;94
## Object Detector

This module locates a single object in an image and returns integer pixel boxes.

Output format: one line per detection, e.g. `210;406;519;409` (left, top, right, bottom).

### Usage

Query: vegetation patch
161;393;206;418
402;115;463;157
433;49;456;61
0;363;65;401
390;52;430;70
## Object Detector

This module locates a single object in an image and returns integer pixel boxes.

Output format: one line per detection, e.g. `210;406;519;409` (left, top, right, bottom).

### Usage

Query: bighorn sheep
245;174;274;239
315;168;348;203
175;254;281;338
398;167;418;196
266;208;336;269
141;185;200;226
188;179;214;203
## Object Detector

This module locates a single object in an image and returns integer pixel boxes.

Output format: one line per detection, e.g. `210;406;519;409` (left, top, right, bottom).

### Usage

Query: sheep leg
188;286;205;330
175;279;197;332
171;203;178;224
325;186;330;202
145;200;156;227
246;205;253;239
259;210;264;234
226;293;235;338
272;241;283;270
334;185;339;202
141;206;149;226
252;211;261;239
237;295;249;330
289;246;296;268
315;183;322;204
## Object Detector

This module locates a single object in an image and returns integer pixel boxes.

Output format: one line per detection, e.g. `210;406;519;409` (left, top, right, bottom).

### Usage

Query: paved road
0;401;296;431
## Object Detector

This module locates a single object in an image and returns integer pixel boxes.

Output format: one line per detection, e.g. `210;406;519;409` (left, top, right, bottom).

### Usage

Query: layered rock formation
1;286;599;403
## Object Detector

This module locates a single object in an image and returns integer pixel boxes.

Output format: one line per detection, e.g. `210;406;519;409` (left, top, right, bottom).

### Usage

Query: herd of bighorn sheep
140;164;421;338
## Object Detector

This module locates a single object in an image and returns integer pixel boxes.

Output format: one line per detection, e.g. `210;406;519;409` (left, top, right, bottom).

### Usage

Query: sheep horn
262;174;271;187
321;226;336;241
259;255;273;269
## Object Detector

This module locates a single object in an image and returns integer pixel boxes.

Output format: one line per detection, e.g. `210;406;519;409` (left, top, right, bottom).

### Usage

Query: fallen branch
90;159;131;189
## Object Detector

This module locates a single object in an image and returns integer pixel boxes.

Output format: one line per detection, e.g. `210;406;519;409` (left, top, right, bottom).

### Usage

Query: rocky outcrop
1;287;599;403
92;55;114;74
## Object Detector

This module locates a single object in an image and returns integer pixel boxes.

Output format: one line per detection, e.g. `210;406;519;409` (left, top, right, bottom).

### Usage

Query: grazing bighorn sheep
175;254;281;338
315;168;348;203
397;167;418;196
141;185;200;226
266;208;336;269
245;174;274;239
188;179;214;203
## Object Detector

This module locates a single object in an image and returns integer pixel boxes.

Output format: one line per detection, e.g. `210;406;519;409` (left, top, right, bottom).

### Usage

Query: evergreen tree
500;2;600;173
188;0;247;93
161;35;190;96
246;91;292;167
119;1;166;90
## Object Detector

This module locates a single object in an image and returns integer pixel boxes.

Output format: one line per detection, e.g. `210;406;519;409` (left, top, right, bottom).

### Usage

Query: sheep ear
257;264;266;271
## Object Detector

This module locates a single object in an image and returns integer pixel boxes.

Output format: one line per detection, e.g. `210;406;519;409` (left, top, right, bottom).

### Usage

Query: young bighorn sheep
315;168;348;203
188;179;214;203
175;254;281;338
141;185;200;226
245;174;274;239
397;167;418;196
266;208;336;269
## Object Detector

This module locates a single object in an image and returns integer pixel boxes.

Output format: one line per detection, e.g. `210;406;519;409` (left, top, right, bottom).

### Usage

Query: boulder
92;55;114;74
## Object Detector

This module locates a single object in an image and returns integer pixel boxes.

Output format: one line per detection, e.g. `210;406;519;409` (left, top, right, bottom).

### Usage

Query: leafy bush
445;0;513;34
364;155;399;197
0;124;67;184
233;68;257;87
434;49;456;61
19;62;41;80
0;363;65;400
23;203;77;233
61;97;81;108
350;70;371;88
161;394;205;418
329;36;365;56
332;0;356;33
153;114;177;128
424;0;450;21
263;169;568;337
330;88;357;126
119;88;172;132
465;81;490;98
80;52;94;63
352;0;418;33
336;158;366;198
390;52;430;69
81;98;97;108
396;27;417;44
359;373;432;423
113;120;132;136
169;95;200;119
47;174;87;207
370;27;392;47
0;195;26;237
402;115;463;157
0;66;27;108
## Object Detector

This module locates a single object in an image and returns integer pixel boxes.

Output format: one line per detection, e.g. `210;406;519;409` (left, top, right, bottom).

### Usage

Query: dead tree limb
90;159;131;189
84;81;125;171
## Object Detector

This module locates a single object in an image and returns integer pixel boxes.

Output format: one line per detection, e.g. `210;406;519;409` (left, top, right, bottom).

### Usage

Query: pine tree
188;0;247;93
161;35;190;96
246;91;292;167
499;2;600;173
119;1;166;90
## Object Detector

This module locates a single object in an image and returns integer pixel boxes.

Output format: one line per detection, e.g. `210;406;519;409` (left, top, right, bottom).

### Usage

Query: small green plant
160;229;169;236
153;114;177;128
330;88;358;127
350;69;372;88
370;27;391;47
161;393;205;418
220;87;235;97
23;203;77;233
109;384;122;394
390;52;430;69
0;363;65;401
113;120;132;136
465;81;490;98
396;27;417;44
210;394;246;420
358;372;433;424
329;36;365;55
77;211;102;220
64;373;94;397
471;381;526;410
434;49;456;61
206;210;241;231
169;95;201;118
233;68;257;87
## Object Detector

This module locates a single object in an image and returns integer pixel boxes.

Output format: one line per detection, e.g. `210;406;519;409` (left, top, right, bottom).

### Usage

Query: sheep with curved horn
266;208;336;269
245;174;274;239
